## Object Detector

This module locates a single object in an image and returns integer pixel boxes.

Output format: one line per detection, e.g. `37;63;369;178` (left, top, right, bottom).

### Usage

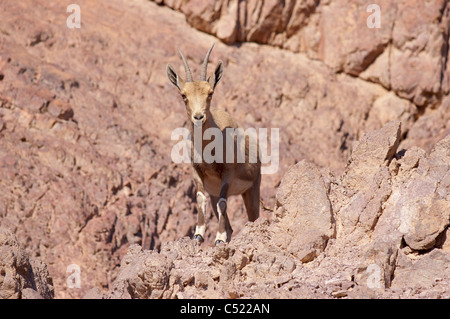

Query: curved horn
178;48;193;82
201;43;215;81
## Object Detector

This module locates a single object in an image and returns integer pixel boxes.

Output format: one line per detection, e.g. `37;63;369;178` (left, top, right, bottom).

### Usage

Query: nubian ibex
167;44;261;245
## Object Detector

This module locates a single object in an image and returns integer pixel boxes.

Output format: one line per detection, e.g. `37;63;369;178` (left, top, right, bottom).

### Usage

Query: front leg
194;192;207;242
215;181;233;245
192;168;207;243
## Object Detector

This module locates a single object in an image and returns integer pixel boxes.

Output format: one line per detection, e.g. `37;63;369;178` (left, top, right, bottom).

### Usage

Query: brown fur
167;45;261;244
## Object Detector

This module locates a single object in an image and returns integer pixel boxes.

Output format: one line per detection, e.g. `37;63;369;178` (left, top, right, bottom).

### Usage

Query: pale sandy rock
359;48;391;90
391;249;450;290
375;134;450;252
401;135;450;250
440;228;450;253
157;0;449;107
331;123;449;292
101;130;450;299
318;0;394;75
108;244;175;299
345;120;400;180
390;0;448;106
274;160;335;262
366;92;417;137
0;228;54;299
400;95;450;153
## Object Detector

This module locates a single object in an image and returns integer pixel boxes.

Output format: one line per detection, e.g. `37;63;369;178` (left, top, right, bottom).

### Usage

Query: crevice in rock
439;2;449;93
434;225;449;249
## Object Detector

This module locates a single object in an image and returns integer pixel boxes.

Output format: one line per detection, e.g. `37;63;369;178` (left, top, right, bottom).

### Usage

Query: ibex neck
189;110;218;156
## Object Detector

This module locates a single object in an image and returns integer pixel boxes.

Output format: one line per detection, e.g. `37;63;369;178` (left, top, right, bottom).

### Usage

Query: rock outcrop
274;161;335;263
96;122;449;299
154;0;450;107
0;228;54;299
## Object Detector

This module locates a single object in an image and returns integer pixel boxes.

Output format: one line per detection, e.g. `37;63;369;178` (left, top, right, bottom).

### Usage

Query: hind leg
210;195;219;220
242;173;261;222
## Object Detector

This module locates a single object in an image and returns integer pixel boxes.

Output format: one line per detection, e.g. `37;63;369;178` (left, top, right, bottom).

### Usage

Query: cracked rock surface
97;122;450;299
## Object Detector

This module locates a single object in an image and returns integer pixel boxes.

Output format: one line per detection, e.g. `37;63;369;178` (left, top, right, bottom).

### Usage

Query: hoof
193;234;204;243
215;239;225;246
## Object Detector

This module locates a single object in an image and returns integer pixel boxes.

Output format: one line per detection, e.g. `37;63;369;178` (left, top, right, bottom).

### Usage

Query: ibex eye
207;93;213;99
181;94;187;100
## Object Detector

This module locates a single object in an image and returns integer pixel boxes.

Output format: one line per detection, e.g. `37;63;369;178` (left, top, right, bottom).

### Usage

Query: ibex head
167;44;224;126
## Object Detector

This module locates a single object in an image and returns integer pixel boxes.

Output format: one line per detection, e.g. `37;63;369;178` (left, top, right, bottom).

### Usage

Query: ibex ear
167;64;185;91
208;60;224;89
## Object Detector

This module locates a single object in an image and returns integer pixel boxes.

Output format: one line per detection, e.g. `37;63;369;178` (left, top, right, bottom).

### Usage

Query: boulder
336;121;401;240
392;249;450;292
0;228;54;299
274;160;335;262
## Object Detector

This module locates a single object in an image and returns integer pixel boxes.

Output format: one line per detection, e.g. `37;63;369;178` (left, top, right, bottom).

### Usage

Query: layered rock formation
91;122;449;299
0;0;448;298
154;0;450;107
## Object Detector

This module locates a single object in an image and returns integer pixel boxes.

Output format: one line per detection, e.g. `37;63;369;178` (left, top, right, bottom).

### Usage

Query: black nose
193;114;205;121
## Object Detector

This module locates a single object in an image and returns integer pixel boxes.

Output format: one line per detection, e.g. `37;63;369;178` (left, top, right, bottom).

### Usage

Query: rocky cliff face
0;0;448;298
94;121;449;299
